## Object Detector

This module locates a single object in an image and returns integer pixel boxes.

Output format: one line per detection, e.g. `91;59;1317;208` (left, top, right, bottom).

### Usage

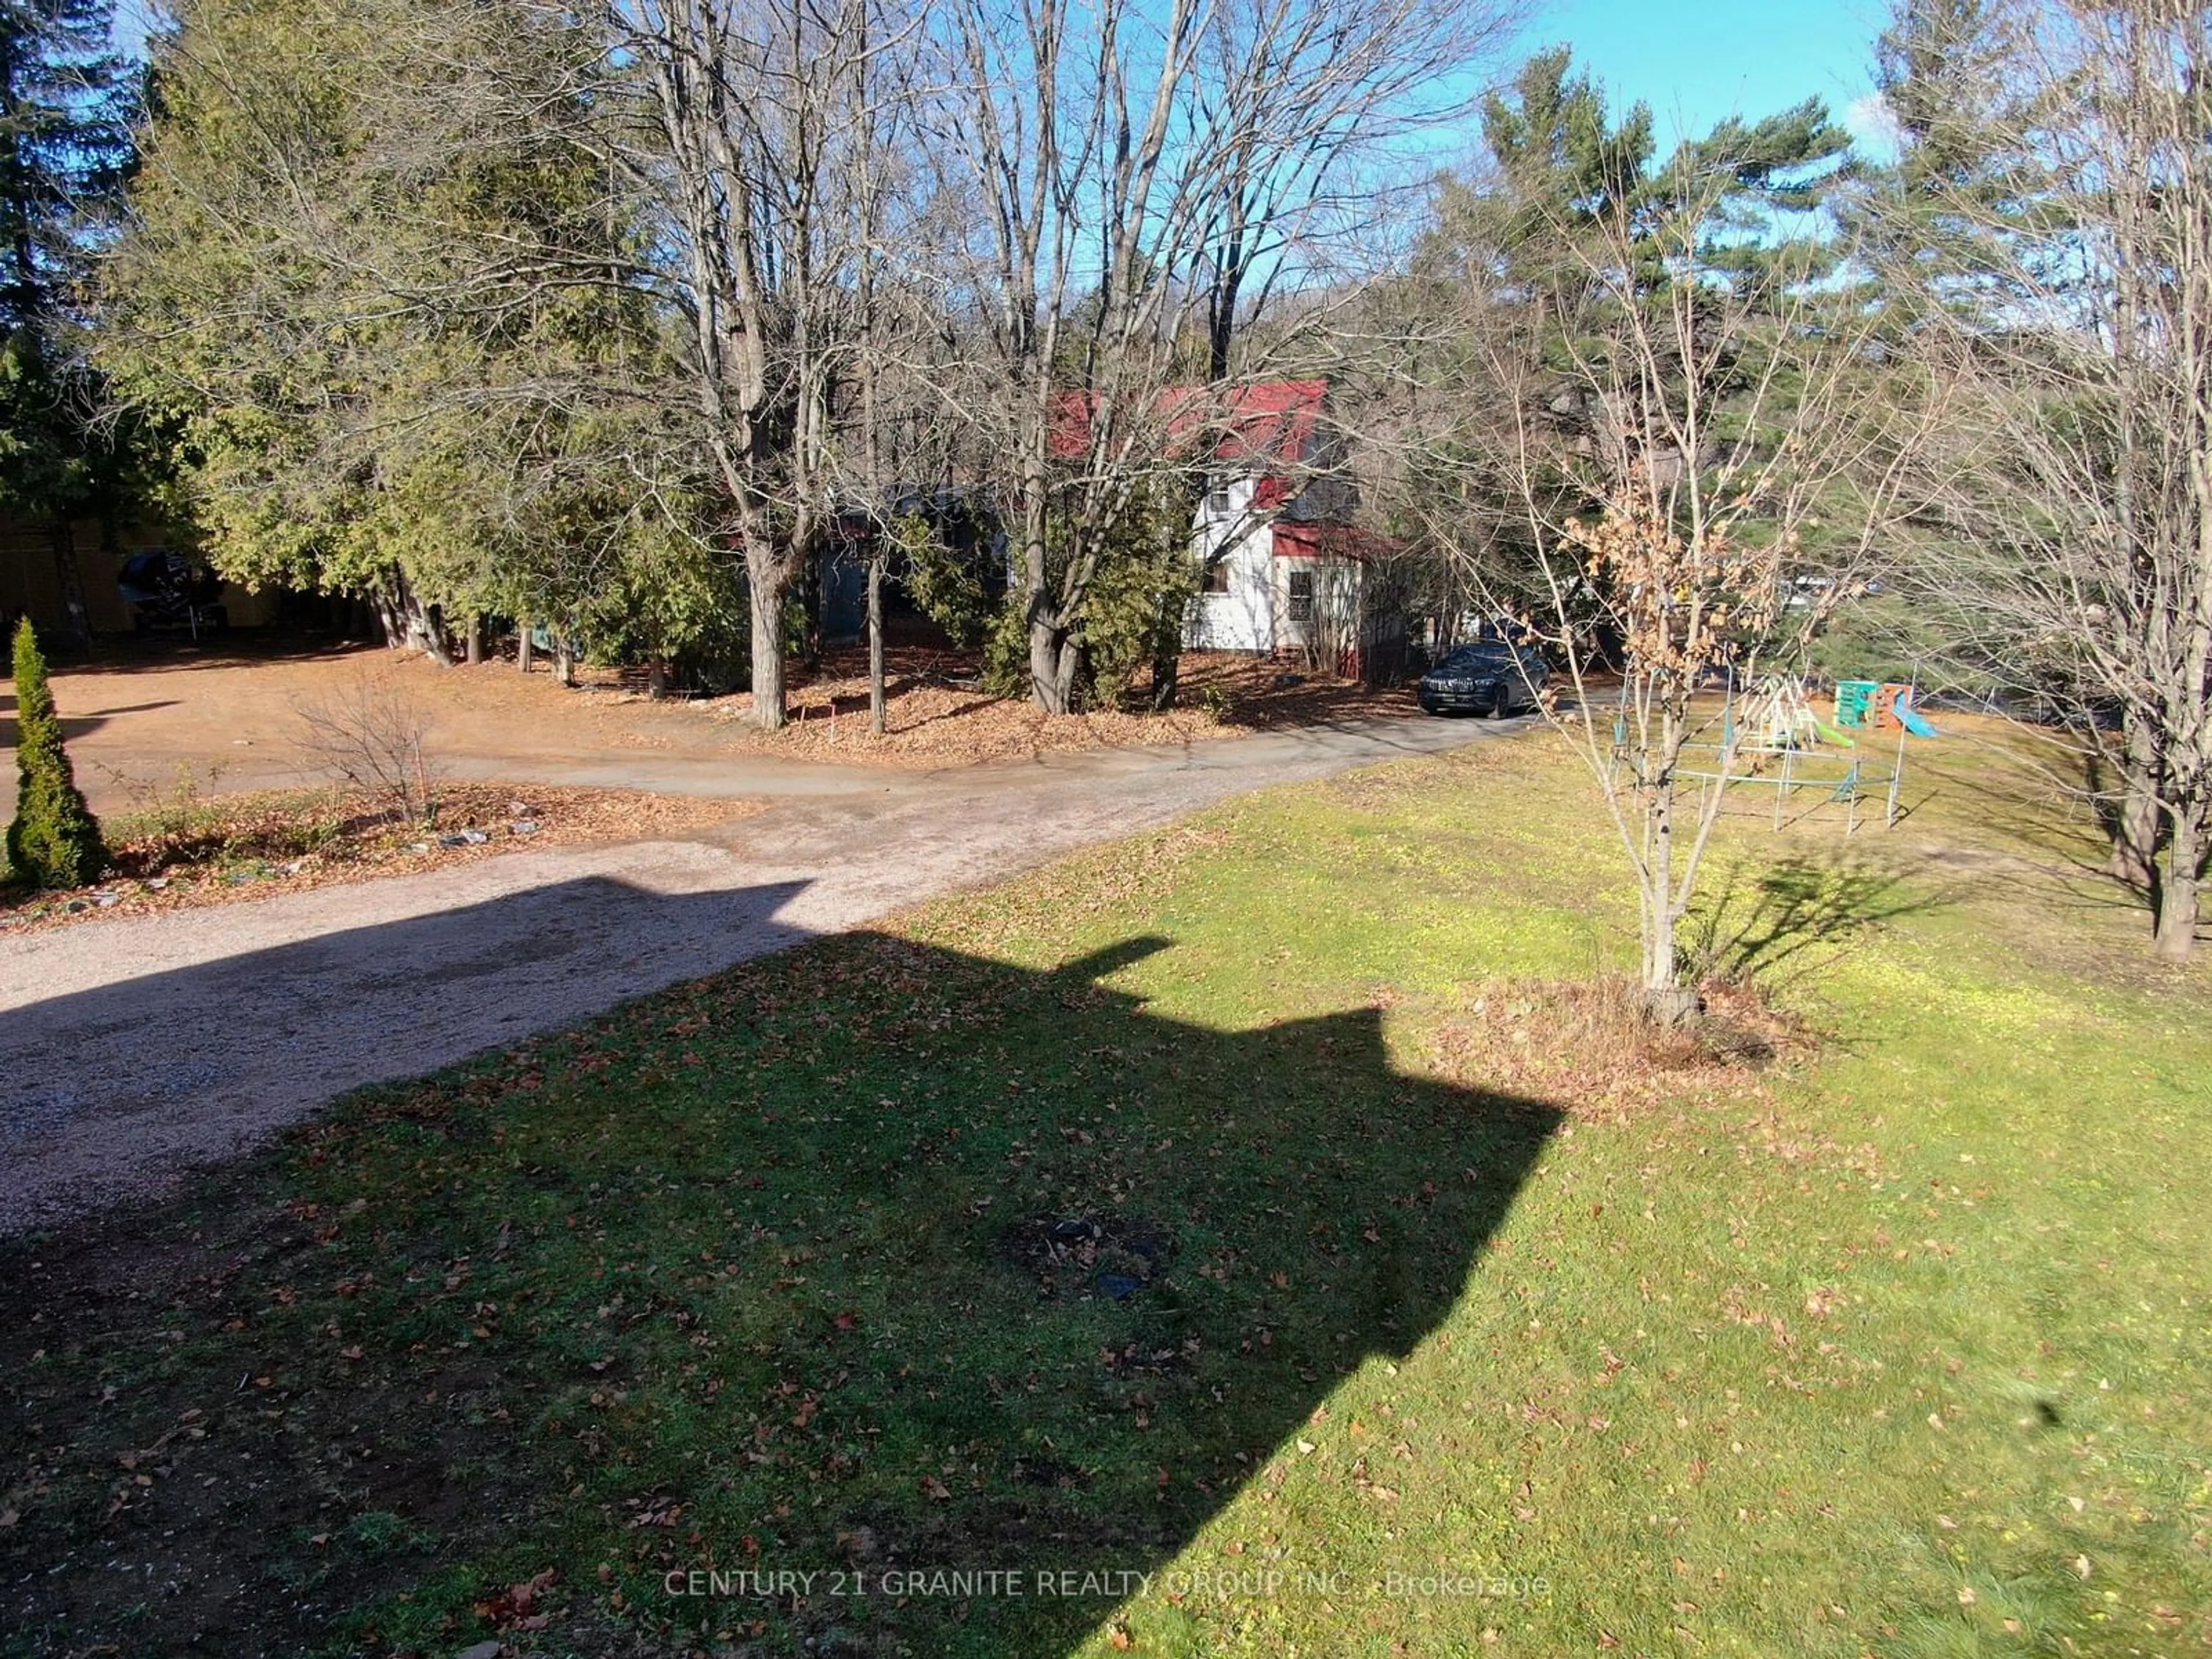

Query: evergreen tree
6;615;104;888
1;0;146;641
1404;51;1859;600
1857;0;2050;322
1460;48;1852;304
99;0;716;668
1;0;131;330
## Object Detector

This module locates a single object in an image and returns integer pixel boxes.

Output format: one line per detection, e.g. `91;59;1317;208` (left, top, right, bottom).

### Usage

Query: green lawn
3;721;2206;1657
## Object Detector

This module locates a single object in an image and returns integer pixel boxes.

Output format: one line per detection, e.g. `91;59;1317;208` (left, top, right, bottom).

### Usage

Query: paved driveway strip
0;715;1525;1234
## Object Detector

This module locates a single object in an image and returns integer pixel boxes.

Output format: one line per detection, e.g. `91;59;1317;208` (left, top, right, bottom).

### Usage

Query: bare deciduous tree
1382;132;1930;1021
586;0;912;729
293;666;439;824
1893;0;2212;961
925;0;1517;713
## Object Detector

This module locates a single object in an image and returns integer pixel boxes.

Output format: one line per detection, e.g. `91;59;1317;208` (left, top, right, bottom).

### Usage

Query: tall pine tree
1;0;130;327
1858;0;2050;323
1;0;140;644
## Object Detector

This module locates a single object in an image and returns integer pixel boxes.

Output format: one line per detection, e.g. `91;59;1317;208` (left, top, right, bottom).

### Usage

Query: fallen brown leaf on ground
608;649;1418;767
0;783;755;935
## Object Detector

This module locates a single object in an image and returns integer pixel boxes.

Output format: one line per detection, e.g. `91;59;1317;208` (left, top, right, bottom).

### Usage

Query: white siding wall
1184;477;1277;652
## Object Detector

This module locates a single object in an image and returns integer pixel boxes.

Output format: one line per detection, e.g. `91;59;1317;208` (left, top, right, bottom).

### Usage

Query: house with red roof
1051;379;1408;683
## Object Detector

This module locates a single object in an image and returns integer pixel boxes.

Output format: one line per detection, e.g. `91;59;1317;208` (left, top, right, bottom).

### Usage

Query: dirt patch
17;640;1421;813
1;784;756;936
996;1211;1181;1302
688;649;1415;766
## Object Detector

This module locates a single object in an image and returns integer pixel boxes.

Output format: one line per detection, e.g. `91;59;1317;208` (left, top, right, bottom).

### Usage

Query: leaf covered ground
1;718;2205;1658
0;785;753;935
691;648;1415;765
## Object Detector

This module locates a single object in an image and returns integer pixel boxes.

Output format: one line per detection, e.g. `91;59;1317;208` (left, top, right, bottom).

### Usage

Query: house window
1287;570;1315;623
1202;559;1230;594
1207;479;1232;514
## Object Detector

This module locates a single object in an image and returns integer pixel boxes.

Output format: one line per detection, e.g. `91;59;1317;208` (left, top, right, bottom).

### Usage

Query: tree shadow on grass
0;891;1559;1658
1911;734;2155;916
1688;849;1960;993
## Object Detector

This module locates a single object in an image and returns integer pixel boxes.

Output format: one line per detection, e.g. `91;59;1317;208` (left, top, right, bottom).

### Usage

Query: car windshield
1442;646;1516;671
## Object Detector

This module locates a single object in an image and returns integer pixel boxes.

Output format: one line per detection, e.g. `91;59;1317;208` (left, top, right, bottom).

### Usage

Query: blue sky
112;0;1902;161
1521;0;1897;155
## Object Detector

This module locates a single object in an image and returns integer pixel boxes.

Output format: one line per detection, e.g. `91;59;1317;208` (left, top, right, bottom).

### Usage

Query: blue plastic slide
1896;691;1938;737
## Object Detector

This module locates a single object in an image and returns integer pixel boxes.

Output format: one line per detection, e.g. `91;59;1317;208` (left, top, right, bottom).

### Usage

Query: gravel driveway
0;714;1524;1234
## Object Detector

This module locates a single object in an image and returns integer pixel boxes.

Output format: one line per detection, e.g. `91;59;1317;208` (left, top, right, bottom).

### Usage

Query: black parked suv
118;550;229;637
1418;641;1548;717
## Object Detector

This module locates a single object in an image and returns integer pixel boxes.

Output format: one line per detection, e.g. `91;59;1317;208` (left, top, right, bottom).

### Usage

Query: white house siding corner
1185;477;1278;653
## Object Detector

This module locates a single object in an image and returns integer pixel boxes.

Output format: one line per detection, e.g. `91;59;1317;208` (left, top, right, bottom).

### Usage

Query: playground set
1619;676;1939;833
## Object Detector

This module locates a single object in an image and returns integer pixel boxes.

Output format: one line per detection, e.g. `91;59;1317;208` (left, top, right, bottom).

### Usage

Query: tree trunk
1149;661;1179;711
94;508;125;654
417;600;456;667
1020;445;1065;713
517;619;534;673
1149;586;1182;711
1642;778;1698;1024
2109;715;2161;888
2154;808;2202;963
464;613;483;665
1643;895;1697;1024
553;637;576;688
801;554;824;671
1029;622;1085;714
369;574;408;649
749;565;788;730
868;548;886;735
384;573;454;666
1641;897;1697;1024
2113;791;2162;888
48;520;90;650
1028;605;1070;713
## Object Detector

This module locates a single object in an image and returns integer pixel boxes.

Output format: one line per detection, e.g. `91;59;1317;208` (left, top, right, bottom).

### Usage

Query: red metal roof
1047;379;1330;473
1270;521;1402;563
